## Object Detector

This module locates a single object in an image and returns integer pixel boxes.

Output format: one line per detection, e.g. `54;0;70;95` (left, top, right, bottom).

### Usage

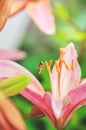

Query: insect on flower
0;43;86;130
38;61;44;74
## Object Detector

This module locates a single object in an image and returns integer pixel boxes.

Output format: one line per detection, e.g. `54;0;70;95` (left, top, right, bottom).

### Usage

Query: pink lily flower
0;0;55;34
0;43;86;130
0;50;26;61
0;93;26;130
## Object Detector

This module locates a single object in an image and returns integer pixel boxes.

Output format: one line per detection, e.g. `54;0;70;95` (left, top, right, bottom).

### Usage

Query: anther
55;61;60;73
59;49;66;68
62;60;70;70
71;59;75;71
48;60;52;67
45;61;51;73
60;48;65;59
38;61;44;74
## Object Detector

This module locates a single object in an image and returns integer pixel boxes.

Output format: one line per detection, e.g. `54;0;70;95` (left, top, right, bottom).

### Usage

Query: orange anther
55;61;60;73
48;60;52;67
62;60;70;70
71;59;75;71
60;48;65;60
45;61;51;73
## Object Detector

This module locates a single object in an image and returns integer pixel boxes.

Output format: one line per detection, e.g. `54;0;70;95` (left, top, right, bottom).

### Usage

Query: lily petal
0;50;26;60
50;65;59;99
24;106;45;118
0;60;46;116
60;43;81;100
0;60;44;96
0;0;12;30
50;43;81;101
26;0;55;34
21;86;45;108
44;92;56;124
24;92;56;126
10;0;28;16
0;60;53;126
61;79;86;127
0;95;26;130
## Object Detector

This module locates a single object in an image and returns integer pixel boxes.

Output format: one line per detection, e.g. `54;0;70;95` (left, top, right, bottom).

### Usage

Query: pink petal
50;65;59;99
0;50;26;60
51;98;63;119
0;0;12;30
44;92;57;125
24;92;57;127
26;0;55;34
10;0;29;16
61;79;86;127
60;43;81;100
0;60;44;96
0;60;47;118
21;87;45;108
24;106;45;118
50;43;81;100
0;96;26;130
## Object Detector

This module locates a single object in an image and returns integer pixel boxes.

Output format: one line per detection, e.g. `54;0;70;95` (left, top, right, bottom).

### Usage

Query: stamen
60;48;65;60
62;60;70;70
59;49;66;69
48;60;52;66
71;59;75;71
38;61;44;74
55;61;60;73
45;61;51;73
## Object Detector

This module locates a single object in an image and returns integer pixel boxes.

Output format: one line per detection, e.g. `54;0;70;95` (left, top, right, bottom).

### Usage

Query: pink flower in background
0;0;55;34
0;43;86;129
0;50;26;61
0;93;26;130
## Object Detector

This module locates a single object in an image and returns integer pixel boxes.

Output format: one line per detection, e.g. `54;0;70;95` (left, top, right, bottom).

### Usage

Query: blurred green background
11;0;86;130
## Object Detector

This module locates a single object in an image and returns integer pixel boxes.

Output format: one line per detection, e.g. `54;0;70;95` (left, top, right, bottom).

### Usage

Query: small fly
38;61;44;74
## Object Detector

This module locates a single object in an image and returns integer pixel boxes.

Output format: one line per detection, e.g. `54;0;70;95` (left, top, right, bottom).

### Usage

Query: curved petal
26;0;55;34
44;92;57;125
24;92;57;127
0;96;26;130
10;0;28;16
0;60;45;96
24;106;45;118
60;43;81;100
61;79;86;127
0;50;26;60
50;43;81;101
50;65;59;99
0;0;12;30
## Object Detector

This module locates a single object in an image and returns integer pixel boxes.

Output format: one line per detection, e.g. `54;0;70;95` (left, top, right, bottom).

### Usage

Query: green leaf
0;75;30;96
